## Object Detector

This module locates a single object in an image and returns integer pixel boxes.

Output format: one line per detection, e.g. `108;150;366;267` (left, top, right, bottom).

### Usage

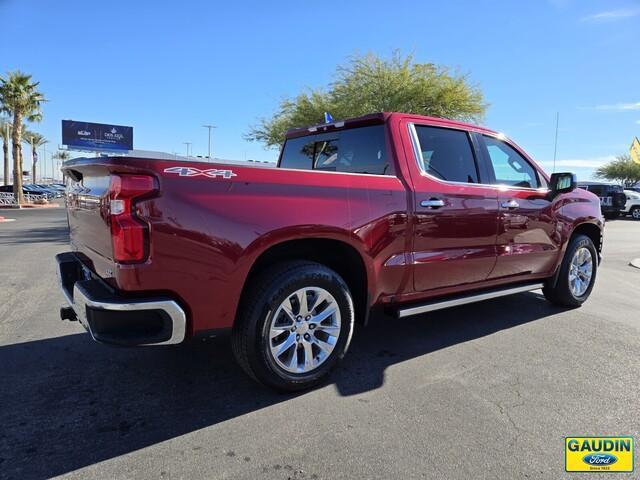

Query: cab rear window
279;125;391;175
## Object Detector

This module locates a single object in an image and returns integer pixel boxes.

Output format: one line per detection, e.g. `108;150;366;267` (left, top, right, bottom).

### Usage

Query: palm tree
0;71;46;204
22;131;46;184
52;150;71;182
0;118;10;185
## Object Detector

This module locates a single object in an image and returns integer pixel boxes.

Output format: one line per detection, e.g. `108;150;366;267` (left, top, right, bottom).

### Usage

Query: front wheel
232;261;354;392
630;206;640;220
543;234;598;307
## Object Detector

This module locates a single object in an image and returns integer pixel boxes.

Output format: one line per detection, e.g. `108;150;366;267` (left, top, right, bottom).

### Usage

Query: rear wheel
630;206;640;220
543;234;597;307
232;261;354;391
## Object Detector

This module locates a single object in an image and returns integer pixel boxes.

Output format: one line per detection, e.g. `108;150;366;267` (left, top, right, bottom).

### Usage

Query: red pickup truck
57;112;603;391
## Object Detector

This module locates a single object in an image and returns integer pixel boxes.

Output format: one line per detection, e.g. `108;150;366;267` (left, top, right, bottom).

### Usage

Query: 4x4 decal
163;166;237;179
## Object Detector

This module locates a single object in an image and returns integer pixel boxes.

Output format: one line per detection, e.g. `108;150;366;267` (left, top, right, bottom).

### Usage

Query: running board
396;282;545;318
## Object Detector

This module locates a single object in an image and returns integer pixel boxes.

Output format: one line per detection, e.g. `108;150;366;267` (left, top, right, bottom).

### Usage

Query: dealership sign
62;120;133;151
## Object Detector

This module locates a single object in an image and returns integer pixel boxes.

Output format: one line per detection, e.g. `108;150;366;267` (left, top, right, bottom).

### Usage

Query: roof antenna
324;112;333;123
553;112;559;173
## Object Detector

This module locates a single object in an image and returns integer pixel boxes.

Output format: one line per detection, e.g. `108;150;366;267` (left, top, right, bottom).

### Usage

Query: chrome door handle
501;199;519;209
420;199;445;209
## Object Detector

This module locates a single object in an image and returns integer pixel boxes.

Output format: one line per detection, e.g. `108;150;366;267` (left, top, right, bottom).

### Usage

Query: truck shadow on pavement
1;292;564;479
0;226;69;245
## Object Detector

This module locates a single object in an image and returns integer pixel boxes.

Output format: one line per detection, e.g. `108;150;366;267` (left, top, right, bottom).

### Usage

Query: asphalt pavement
1;207;639;479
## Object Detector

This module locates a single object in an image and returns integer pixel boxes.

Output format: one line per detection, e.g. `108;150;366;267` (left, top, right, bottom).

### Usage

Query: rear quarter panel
65;157;410;334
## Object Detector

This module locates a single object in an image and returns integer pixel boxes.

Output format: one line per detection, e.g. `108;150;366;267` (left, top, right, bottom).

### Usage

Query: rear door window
279;125;390;175
412;125;480;183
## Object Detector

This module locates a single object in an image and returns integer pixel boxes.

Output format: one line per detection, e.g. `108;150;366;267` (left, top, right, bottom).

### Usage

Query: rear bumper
55;252;186;346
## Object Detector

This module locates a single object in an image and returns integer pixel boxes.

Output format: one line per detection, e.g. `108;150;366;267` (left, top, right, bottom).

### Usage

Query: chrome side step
396;282;545;318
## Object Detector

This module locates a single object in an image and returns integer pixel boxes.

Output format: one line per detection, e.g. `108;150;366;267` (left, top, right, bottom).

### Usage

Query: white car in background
623;190;640;220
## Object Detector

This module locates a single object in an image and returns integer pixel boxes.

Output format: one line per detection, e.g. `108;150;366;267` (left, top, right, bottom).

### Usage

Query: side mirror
548;172;577;198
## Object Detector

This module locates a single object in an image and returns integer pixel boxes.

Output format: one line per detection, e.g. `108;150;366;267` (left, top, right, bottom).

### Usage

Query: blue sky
1;0;639;180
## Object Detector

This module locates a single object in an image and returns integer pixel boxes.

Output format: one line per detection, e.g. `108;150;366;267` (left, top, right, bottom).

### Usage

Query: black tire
543;234;598;308
630;206;640;220
232;261;354;392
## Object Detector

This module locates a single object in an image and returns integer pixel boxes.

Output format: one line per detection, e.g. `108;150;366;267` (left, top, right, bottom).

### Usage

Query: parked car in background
0;185;53;200
48;183;66;193
33;184;63;198
56;112;604;391
622;189;640;219
577;181;626;219
24;184;57;199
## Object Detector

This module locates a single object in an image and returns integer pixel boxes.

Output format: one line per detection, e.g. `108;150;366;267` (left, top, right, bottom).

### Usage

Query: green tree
0;118;10;186
246;52;488;148
0;71;46;204
22;131;46;184
594;154;640;187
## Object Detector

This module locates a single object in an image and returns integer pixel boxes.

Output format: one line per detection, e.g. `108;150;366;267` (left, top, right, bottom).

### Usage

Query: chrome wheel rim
569;247;593;297
632;209;640;220
268;287;341;374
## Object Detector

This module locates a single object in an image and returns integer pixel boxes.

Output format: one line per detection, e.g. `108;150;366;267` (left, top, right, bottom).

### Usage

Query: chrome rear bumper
56;252;186;346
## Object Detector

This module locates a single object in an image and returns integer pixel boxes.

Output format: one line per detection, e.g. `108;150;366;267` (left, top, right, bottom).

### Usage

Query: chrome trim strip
275;166;399;180
56;258;186;345
407;122;549;193
408;122;425;173
396;283;544;318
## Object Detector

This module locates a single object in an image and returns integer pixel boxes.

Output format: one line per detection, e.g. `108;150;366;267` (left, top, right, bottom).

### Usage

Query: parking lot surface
1;208;639;479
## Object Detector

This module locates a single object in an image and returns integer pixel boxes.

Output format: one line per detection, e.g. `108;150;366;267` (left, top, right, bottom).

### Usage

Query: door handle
501;199;520;209
420;199;445;209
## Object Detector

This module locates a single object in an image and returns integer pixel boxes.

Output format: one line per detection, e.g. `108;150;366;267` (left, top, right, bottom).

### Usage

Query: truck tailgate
66;163;116;277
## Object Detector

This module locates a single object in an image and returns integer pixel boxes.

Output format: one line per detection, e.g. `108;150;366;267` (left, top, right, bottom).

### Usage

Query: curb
630;258;640;270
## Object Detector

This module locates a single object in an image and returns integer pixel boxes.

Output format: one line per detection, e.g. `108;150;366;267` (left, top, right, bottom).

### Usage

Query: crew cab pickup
57;112;604;391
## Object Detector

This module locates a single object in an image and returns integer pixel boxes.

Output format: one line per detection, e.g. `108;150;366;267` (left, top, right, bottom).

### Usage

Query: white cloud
539;156;615;169
593;101;640;111
581;7;640;22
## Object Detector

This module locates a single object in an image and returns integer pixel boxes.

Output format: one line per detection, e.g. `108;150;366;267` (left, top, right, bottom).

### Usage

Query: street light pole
42;143;47;183
183;142;192;158
30;138;35;184
202;124;216;161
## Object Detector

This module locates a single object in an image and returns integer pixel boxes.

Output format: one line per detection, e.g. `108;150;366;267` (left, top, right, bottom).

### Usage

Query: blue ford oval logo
583;453;618;466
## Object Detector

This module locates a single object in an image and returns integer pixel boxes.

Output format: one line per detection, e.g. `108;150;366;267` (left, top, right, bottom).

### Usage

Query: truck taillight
109;174;157;264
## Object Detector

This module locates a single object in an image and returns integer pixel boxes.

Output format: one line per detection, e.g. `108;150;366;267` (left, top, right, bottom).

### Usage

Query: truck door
402;120;500;292
476;134;559;280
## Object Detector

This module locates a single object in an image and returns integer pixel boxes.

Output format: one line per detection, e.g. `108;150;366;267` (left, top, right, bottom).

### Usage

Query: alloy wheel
267;287;341;374
569;247;593;297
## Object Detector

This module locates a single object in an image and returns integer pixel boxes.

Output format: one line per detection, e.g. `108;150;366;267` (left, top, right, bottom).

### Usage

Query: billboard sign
62;120;133;151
